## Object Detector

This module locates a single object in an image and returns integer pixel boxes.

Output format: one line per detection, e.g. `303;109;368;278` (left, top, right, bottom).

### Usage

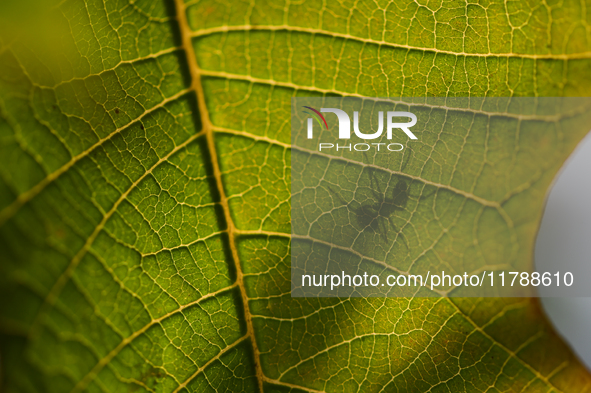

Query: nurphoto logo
302;106;418;152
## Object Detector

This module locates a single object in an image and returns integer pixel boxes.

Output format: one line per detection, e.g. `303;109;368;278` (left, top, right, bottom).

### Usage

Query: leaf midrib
172;0;267;391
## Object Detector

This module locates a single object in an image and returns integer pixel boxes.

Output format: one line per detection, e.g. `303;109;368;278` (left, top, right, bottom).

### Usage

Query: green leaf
1;0;591;392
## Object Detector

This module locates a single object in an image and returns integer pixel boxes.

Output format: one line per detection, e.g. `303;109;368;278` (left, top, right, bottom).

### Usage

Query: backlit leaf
1;0;591;392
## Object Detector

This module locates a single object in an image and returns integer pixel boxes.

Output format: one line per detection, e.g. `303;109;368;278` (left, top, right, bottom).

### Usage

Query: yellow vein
235;229;290;237
49;46;183;89
173;1;266;391
262;376;326;393
213;125;292;149
191;24;591;60
171;334;250;393
195;69;591;122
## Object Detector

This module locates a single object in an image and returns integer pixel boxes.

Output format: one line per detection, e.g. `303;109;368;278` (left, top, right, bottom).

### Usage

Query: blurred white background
536;132;591;369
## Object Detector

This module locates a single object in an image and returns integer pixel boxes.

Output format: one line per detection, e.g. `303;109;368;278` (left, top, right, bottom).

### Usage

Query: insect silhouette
329;172;410;243
327;153;433;250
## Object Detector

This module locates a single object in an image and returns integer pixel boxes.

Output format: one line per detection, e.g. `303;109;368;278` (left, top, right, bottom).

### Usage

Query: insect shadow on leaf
328;170;410;245
327;152;434;253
